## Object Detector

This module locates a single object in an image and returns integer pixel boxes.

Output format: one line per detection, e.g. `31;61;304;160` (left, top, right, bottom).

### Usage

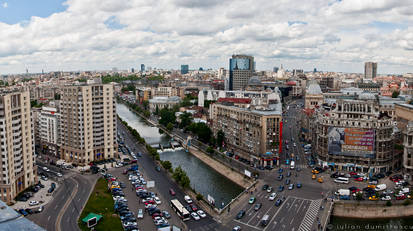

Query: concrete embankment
333;201;413;218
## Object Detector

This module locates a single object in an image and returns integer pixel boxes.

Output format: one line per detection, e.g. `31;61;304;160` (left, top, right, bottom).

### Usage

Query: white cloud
1;0;413;74
2;2;7;8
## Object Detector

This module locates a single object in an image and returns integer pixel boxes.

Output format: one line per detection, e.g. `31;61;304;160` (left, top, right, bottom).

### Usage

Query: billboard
327;127;375;158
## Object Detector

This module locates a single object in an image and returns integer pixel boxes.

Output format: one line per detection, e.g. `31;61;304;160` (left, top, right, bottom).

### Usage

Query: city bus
170;199;190;221
334;177;349;184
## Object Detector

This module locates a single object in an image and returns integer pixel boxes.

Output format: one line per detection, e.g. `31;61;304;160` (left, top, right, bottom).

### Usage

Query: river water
116;103;243;208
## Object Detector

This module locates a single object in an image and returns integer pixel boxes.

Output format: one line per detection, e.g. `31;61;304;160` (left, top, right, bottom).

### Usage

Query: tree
392;91;400;98
204;100;216;108
179;112;192;129
216;130;225;147
355;192;363;201
161;161;172;171
142;100;149;110
206;146;214;154
196;193;203;201
180;174;190;188
54;93;61;100
167;122;174;131
159;108;176;127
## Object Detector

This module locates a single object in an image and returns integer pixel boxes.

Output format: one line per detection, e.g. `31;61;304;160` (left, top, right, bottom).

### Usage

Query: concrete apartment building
60;80;117;165
229;55;254;90
38;106;60;157
210;93;282;167
0;89;36;204
314;89;397;173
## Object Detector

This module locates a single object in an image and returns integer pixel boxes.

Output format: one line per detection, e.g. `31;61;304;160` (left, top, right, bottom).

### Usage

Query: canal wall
332;201;413;218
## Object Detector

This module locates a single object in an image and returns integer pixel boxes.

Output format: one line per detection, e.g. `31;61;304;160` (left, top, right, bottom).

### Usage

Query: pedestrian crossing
298;199;321;231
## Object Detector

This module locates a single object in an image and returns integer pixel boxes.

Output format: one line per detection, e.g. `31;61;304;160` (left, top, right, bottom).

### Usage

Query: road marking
290;217;295;225
48;216;51;221
55;204;58;210
55;178;79;231
72;208;75;213
233;219;263;230
280;217;285;223
263;196;289;231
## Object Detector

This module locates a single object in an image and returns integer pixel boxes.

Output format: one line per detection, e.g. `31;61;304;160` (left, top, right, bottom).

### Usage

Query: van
375;184;387;191
261;214;270;227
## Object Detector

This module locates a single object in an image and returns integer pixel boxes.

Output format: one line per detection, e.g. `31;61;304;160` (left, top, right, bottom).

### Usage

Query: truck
375;184;387;191
338;189;350;200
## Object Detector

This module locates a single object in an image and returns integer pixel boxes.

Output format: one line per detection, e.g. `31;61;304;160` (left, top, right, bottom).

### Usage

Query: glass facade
230;58;250;71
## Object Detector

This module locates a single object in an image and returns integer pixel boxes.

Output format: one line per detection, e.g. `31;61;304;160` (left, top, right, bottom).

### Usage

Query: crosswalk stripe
298;199;321;231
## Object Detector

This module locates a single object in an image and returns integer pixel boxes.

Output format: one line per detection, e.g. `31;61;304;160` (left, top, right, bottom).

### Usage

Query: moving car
137;209;144;219
248;196;256;204
169;188;176;196
278;185;284;192
254;203;262;211
317;177;324;183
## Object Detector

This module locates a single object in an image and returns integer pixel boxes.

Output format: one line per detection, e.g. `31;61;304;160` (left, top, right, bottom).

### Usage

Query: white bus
334;177;349;184
290;161;295;170
170;199;190;221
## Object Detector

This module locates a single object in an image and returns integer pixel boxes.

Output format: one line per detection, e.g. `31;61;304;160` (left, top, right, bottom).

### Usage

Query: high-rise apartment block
181;65;189;75
364;62;377;80
0;90;36;204
60;80;117;165
229;55;254;90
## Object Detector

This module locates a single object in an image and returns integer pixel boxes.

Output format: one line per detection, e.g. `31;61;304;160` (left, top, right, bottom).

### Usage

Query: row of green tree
101;74;141;84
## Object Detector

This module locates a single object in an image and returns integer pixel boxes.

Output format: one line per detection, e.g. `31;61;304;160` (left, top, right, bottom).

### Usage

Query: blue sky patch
104;16;126;30
368;21;407;31
288;21;308;26
0;0;67;24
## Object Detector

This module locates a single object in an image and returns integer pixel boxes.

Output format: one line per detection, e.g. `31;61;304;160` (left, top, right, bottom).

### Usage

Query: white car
269;193;277;201
153;197;161;205
184;195;193;204
29;200;39;206
123;221;137;227
137;209;144;219
42;167;49;172
381;196;391;201
191;212;200;220
197;210;206;218
56;173;63;177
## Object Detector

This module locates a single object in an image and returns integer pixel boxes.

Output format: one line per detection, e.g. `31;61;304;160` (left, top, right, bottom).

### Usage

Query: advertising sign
244;169;251;178
327;127;375;158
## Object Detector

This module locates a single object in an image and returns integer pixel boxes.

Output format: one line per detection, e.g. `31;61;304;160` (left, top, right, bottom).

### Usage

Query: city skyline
1;0;413;74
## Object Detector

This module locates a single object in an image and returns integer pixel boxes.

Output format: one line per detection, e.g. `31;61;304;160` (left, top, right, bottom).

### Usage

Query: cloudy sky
1;0;413;74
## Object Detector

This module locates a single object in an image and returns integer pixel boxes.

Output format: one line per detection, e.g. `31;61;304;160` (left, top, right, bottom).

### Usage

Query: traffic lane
275;198;308;231
118;122;219;230
61;175;97;231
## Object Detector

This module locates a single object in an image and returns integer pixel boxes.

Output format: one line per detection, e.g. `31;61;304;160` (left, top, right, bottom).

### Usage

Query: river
116;103;244;208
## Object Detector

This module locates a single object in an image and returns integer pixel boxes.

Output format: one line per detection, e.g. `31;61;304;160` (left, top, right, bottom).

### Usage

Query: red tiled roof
217;98;251;104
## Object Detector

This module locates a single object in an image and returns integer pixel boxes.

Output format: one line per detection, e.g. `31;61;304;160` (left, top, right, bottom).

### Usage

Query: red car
122;169;128;175
396;195;406;200
355;177;363;182
169;188;176;196
350;172;357;176
190;204;198;211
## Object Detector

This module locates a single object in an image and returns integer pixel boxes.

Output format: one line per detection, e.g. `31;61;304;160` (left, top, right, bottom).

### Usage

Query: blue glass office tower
229;55;254;90
181;65;189;74
140;64;145;72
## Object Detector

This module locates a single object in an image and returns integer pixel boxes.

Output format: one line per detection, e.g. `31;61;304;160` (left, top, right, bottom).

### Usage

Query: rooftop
0;200;45;231
217;98;252;104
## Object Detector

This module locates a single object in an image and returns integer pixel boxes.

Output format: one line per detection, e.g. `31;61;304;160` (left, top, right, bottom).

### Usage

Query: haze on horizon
1;0;413;75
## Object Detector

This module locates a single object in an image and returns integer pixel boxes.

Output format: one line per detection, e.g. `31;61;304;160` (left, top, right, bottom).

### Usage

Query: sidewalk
312;199;334;231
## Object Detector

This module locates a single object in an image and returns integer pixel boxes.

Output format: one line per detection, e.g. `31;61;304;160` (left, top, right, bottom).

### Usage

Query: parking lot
230;184;322;231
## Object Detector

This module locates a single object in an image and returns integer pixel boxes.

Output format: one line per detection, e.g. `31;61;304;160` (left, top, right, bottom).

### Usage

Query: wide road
118;120;222;231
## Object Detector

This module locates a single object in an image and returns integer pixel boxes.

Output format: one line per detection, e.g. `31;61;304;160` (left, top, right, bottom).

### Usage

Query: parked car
269;193;277;201
191;212;200;220
197;210;206;218
184;195;193;204
29;201;39;206
137;209;144;219
254;203;262;211
236;210;246;219
248;196;256;204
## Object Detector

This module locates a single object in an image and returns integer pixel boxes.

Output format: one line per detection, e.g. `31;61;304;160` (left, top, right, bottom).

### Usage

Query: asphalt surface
118;120;223;231
28;162;98;231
